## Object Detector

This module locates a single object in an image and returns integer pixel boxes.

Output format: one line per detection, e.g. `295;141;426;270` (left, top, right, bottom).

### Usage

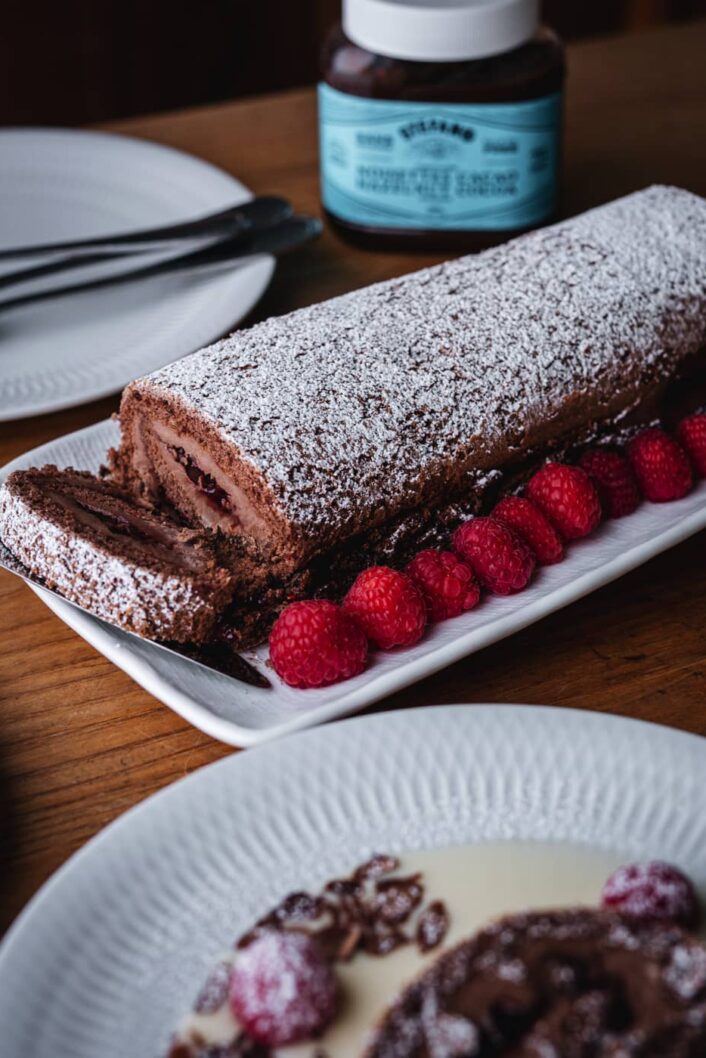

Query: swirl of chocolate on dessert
364;908;706;1057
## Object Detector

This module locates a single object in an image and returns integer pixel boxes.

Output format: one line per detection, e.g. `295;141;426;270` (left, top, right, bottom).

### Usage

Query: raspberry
526;463;602;540
628;428;693;502
406;549;480;621
677;413;706;477
452;517;535;595
579;448;641;519
492;496;564;565
342;566;427;649
602;862;700;930
269;600;368;689
230;931;338;1046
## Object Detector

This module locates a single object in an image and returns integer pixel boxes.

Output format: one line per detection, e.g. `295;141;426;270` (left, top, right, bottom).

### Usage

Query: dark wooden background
3;0;706;127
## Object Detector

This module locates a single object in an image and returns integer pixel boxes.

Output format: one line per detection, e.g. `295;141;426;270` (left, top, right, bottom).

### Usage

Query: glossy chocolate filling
75;499;151;543
50;490;207;574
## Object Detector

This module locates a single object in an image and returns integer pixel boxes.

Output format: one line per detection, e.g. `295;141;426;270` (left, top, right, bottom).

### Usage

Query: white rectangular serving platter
3;417;706;747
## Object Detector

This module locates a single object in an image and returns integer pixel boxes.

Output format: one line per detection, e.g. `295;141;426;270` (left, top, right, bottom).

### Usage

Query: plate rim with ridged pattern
0;703;704;1058
0;127;275;420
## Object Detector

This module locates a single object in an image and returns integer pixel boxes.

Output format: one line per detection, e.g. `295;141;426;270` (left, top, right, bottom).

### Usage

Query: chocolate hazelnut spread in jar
319;0;565;251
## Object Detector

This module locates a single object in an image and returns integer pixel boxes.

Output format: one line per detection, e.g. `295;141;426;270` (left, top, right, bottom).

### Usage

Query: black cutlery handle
0;195;292;260
0;215;322;312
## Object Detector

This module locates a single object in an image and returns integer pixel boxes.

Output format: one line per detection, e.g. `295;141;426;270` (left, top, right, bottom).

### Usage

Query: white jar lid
343;0;539;62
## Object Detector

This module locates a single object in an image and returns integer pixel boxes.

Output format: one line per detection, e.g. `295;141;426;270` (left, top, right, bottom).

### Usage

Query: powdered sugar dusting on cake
141;186;706;540
0;475;231;642
665;943;706;1001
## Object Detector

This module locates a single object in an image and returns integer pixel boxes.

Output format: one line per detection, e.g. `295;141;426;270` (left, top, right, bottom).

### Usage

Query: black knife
0;214;322;312
0;195;293;260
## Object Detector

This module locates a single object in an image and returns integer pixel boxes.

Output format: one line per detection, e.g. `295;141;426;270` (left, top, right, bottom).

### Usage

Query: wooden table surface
2;21;706;934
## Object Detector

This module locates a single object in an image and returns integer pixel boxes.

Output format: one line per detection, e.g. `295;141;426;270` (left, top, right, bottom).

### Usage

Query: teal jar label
318;83;562;231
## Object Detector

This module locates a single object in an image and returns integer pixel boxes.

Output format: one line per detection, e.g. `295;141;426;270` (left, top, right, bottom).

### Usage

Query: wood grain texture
1;21;705;935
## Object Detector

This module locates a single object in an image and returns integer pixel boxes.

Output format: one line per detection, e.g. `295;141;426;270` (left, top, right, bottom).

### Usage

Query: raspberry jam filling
169;445;233;513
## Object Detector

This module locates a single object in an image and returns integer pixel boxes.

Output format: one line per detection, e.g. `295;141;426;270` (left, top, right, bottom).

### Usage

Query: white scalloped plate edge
0;704;704;1058
2;419;706;747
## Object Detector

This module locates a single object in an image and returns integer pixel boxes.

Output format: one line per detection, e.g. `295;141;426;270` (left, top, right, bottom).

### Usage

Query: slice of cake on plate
0;466;233;643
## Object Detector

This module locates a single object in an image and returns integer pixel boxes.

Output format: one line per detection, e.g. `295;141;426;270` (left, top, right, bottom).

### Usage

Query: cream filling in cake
175;841;626;1057
133;418;271;540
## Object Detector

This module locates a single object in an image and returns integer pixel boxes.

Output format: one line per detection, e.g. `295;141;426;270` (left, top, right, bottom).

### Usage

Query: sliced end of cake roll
111;384;300;592
0;466;235;643
365;908;706;1057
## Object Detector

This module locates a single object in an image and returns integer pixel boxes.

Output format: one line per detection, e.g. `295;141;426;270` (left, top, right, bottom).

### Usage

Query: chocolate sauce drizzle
75;499;151;543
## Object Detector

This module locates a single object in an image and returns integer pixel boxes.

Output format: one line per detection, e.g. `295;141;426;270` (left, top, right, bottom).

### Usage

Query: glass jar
319;0;565;251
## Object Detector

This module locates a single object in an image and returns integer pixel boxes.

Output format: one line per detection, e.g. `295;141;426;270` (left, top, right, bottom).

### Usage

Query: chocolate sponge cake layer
113;186;706;593
0;466;234;643
365;908;706;1057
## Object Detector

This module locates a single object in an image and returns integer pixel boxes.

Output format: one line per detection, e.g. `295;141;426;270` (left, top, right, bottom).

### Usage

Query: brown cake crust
0;466;234;643
112;186;706;605
365;908;706;1057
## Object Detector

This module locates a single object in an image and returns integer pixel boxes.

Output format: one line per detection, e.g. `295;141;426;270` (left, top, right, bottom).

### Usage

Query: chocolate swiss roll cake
112;186;706;637
365;908;706;1057
0;466;234;643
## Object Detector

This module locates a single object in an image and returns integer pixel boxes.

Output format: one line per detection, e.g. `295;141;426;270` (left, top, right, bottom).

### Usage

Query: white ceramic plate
2;419;706;747
0;128;274;420
0;704;704;1058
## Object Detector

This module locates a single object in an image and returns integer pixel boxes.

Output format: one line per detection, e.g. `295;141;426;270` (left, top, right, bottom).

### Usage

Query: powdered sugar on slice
0;477;228;642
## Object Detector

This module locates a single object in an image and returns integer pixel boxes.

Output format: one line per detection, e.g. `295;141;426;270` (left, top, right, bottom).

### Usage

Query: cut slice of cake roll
365;909;706;1057
0;466;234;643
112;185;706;604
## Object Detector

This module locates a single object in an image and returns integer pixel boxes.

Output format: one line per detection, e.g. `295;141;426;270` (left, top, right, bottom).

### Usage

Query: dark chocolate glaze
168;641;271;688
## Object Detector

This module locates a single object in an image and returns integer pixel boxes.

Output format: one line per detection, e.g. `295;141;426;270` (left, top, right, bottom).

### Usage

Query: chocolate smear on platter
169;641;270;688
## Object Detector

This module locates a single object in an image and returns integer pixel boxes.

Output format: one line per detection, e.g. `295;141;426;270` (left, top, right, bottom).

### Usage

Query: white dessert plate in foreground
2;418;706;746
0;704;704;1058
0;128;274;420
